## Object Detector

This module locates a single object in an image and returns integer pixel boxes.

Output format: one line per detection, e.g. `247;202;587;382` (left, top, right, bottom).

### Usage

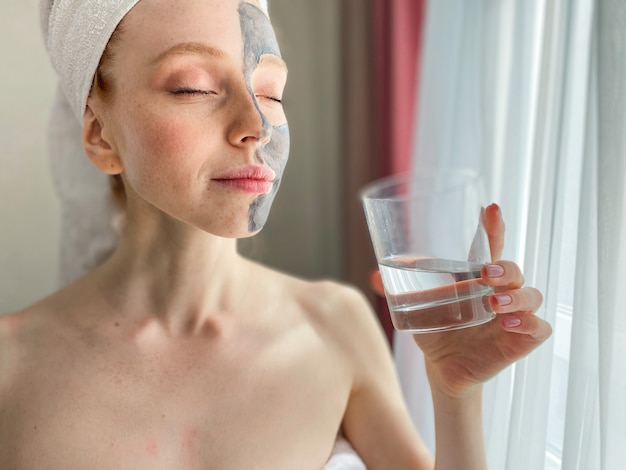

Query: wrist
425;359;484;402
428;368;487;470
431;382;484;418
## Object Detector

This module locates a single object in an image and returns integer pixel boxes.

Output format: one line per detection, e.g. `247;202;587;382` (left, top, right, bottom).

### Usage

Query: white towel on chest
324;435;367;470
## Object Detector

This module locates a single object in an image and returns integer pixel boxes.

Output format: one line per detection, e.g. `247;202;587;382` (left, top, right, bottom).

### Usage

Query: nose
227;87;272;148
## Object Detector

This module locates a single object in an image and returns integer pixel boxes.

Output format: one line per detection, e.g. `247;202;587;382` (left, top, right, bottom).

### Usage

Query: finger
370;270;385;297
484;203;505;261
489;287;543;314
500;313;553;342
482;260;524;289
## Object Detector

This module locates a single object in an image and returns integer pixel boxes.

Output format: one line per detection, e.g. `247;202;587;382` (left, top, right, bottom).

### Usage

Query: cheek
119;110;197;187
119;125;206;218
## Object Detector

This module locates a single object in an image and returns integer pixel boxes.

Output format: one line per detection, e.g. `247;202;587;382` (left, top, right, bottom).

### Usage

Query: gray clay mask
238;2;290;232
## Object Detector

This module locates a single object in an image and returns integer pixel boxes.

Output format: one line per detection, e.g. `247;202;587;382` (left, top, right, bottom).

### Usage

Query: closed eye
170;88;215;95
257;95;283;104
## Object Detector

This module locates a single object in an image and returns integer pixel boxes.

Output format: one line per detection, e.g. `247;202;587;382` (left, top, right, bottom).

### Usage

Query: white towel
41;0;142;120
324;435;367;470
39;0;146;283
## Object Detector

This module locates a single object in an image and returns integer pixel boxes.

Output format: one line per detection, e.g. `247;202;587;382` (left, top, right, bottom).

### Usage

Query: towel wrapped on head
41;0;142;120
40;0;147;284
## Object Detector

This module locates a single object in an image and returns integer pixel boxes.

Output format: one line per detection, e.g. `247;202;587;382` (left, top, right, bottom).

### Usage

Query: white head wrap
41;0;143;120
39;0;269;285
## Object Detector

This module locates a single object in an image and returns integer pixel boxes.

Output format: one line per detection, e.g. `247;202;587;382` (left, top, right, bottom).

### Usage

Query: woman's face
94;0;289;237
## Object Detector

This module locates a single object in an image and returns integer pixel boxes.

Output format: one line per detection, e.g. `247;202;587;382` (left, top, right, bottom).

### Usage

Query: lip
213;165;276;195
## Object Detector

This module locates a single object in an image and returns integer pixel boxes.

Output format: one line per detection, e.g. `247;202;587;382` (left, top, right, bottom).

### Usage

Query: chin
203;222;264;240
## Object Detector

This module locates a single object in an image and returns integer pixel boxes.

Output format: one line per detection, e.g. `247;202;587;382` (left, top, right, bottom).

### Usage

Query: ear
82;103;124;175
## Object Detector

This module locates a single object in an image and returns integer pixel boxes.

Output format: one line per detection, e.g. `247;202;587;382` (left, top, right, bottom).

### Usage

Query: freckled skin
239;3;290;232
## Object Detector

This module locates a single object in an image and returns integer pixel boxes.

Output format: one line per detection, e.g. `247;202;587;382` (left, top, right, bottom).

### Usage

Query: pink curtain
373;0;425;177
372;0;426;343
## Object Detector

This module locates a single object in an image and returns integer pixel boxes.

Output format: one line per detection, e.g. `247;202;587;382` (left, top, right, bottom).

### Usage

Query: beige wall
0;1;342;313
0;0;59;313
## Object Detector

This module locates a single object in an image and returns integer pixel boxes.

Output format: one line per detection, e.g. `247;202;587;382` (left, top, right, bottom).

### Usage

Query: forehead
119;0;277;63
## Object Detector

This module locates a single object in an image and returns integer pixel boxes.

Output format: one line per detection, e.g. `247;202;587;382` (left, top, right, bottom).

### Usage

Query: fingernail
502;316;521;328
485;264;505;278
494;294;512;306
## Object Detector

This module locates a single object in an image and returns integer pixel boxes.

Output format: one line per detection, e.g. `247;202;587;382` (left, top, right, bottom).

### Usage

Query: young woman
0;0;551;468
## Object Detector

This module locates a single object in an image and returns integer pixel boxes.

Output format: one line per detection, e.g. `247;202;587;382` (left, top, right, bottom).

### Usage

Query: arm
364;204;552;469
335;286;433;469
337;286;488;470
429;385;486;470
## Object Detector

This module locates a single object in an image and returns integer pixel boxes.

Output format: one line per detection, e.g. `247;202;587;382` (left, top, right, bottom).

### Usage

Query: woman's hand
370;204;552;399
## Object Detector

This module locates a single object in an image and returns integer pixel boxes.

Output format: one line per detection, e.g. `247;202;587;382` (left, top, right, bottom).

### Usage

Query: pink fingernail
494;294;512;306
502;317;521;328
485;264;505;278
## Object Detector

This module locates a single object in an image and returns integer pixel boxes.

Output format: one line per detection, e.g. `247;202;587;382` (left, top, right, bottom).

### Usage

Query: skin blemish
182;427;199;449
145;438;159;458
179;426;200;465
238;2;290;232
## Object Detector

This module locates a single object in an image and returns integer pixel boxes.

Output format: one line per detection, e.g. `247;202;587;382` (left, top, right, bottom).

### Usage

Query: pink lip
213;166;276;195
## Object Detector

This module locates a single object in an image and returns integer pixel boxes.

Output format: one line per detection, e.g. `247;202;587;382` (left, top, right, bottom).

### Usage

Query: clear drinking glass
361;169;496;333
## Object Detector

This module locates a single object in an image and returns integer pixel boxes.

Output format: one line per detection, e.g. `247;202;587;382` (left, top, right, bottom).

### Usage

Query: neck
93;211;255;336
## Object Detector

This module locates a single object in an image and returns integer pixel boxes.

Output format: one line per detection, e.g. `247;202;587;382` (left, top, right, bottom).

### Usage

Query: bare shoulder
275;272;393;367
245;256;388;347
272;276;431;466
0;309;33;413
296;279;384;339
0;307;47;386
0;309;34;370
0;298;67;397
241;258;396;384
245;252;367;319
277;273;432;465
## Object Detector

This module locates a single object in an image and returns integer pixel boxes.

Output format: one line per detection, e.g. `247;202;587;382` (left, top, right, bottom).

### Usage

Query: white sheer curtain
396;0;626;468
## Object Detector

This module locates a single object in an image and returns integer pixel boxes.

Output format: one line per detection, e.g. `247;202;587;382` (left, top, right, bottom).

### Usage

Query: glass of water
361;169;496;334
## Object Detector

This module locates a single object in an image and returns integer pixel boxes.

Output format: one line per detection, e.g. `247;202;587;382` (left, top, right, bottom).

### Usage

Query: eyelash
258;95;283;104
171;88;213;95
170;89;282;105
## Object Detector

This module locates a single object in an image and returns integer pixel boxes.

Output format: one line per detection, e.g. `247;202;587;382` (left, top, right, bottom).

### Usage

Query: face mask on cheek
239;3;291;233
248;124;290;232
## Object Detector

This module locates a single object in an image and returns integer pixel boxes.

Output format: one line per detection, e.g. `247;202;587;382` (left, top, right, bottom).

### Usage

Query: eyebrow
258;54;289;74
149;42;227;65
150;41;288;74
